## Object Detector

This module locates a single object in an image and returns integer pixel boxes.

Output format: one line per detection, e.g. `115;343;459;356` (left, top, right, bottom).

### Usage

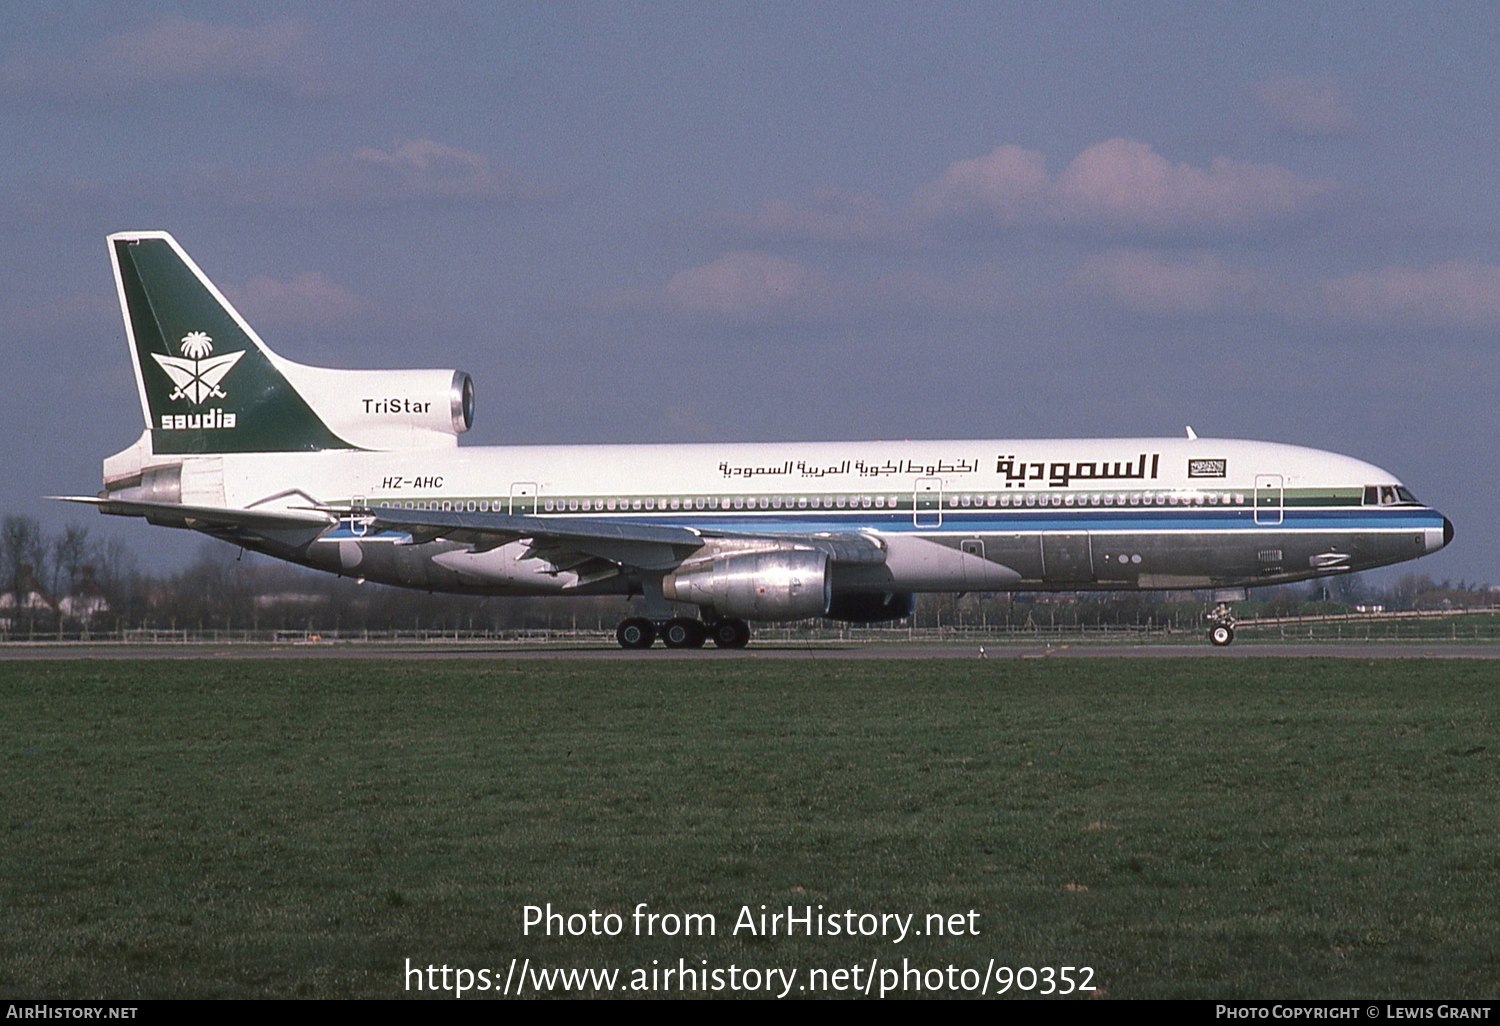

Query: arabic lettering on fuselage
857;458;978;477
719;461;793;479
996;453;1161;489
718;458;979;480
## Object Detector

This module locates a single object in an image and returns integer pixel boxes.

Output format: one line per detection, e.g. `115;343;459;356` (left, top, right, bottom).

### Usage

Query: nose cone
1443;516;1455;548
1426;516;1454;553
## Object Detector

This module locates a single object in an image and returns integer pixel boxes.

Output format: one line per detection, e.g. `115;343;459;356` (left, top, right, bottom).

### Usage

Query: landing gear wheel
1205;600;1237;648
709;618;751;649
616;617;656;649
661;617;706;649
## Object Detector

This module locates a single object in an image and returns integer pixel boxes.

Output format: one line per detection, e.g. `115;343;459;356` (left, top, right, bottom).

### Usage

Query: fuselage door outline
510;482;538;516
1254;474;1284;526
914;477;942;528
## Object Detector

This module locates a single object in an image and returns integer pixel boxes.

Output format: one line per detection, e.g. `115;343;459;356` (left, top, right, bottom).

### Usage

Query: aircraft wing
360;507;703;571
355;506;886;574
53;496;886;579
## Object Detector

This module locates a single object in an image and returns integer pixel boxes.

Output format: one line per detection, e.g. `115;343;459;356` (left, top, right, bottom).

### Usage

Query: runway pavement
3;641;1499;660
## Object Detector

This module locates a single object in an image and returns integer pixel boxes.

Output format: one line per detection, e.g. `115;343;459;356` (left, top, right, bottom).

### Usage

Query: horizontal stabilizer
52;495;335;554
54;495;333;527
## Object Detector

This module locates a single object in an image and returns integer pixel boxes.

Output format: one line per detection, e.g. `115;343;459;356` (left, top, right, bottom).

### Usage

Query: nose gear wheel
1206;602;1237;647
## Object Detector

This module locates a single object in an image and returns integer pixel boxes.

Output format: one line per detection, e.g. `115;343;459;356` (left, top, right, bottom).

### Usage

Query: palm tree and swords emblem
150;332;243;405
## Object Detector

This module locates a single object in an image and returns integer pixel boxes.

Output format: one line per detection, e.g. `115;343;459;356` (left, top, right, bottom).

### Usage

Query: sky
2;2;1496;584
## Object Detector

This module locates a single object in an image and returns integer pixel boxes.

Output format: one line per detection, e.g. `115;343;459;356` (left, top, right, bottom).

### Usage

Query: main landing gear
706;619;751;649
614;617;750;650
616;617;656;649
1206;602;1236;647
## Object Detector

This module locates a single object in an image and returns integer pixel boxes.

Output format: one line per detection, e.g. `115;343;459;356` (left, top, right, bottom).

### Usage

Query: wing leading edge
352;506;887;575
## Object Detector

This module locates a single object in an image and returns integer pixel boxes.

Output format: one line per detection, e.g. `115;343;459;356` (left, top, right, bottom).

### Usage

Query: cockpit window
1365;484;1420;505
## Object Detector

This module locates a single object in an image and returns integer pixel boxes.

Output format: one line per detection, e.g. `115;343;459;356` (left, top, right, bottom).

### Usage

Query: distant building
58;592;109;621
57;567;109;622
0;590;55;612
253;592;329;608
0;588;55;629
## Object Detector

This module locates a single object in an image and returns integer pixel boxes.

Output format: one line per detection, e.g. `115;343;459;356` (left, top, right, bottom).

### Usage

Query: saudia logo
997;453;1160;488
150;332;243;431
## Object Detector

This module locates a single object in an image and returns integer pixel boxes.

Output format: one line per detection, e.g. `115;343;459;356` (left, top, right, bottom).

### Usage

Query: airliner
61;232;1453;648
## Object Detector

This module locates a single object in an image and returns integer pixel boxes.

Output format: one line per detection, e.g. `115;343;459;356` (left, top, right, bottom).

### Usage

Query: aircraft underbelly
849;526;1428;592
302;523;1432;597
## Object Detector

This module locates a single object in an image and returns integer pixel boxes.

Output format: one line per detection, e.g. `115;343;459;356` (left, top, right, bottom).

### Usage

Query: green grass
1;658;1497;999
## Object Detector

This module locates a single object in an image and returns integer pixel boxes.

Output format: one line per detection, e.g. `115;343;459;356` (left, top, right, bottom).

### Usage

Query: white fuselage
107;434;1449;598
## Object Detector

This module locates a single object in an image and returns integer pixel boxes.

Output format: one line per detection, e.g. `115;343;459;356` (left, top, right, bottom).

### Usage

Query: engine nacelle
825;591;915;623
662;550;831;621
277;363;474;451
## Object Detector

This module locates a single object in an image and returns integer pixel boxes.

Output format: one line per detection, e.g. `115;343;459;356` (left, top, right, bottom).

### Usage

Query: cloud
178;139;545;208
1;291;117;337
0;16;326;101
661;251;821;321
0;175;117;227
913;144;1051;223
0;139;546;218
1255;76;1358;137
606;251;1018;325
1073;251;1500;331
328;140;536;203
1071;249;1270;317
1056;140;1327;233
732;139;1334;246
1321;261;1500;329
222;273;372;331
917;138;1333;238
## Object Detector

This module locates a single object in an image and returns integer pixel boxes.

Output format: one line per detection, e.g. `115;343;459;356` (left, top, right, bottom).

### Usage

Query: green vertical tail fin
110;232;354;454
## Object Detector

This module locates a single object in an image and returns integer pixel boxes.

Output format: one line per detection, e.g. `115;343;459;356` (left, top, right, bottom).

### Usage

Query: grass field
2;658;1497;999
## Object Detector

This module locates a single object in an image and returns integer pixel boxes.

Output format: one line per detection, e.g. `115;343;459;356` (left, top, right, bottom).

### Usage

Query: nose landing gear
1206;602;1236;647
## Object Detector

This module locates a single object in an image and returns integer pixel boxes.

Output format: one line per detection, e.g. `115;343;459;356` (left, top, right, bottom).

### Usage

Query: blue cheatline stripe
326;506;1442;541
611;508;1442;532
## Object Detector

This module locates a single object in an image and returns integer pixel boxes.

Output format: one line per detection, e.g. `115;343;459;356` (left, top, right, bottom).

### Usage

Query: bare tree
51;524;91;599
2;516;44;595
1;515;50;633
